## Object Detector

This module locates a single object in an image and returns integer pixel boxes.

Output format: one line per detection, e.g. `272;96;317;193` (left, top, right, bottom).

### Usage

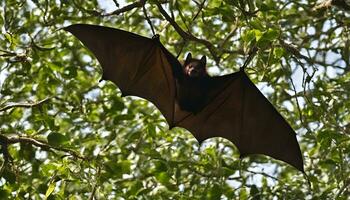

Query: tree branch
0;135;13;174
0;49;16;57
155;1;220;64
245;169;281;182
0;97;51;112
0;134;85;160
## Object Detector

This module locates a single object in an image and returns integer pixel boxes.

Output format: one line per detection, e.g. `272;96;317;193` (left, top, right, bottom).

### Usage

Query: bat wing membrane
176;70;304;171
64;24;181;126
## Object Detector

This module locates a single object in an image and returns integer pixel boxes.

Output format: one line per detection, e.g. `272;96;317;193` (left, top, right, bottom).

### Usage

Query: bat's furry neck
174;53;210;113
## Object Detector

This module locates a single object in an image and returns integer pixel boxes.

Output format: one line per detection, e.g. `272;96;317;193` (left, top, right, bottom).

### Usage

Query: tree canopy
0;0;349;199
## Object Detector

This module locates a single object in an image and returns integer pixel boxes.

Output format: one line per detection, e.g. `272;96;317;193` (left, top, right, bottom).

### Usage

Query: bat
64;24;304;172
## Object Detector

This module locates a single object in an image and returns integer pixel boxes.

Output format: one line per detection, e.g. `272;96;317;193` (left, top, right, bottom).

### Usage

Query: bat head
183;53;208;78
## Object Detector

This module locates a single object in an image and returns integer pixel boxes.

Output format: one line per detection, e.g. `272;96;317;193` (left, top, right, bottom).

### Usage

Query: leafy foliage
0;0;349;199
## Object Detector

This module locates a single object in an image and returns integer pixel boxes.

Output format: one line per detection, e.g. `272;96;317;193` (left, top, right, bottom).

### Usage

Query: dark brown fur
176;53;209;113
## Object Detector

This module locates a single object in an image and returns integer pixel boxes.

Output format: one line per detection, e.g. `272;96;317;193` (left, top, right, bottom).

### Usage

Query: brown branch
279;40;316;66
0;135;14;173
0;97;51;112
191;0;206;22
280;37;345;70
0;49;16;57
245;169;281;182
155;1;220;64
0;134;85;160
314;0;350;11
313;0;332;10
102;0;146;16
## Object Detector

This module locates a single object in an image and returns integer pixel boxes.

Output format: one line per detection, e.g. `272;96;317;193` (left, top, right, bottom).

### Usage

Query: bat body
64;24;304;172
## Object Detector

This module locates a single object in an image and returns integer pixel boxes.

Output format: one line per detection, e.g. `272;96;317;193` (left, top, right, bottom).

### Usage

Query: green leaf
19;143;35;161
127;180;143;196
0;189;10;199
113;114;135;123
104;160;131;179
62;66;77;78
222;167;235;177
239;188;248;199
47;132;69;146
250;185;260;200
22;61;31;72
242;30;256;43
45;182;55;199
4;33;12;44
47;62;63;72
118;160;131;174
263;29;280;41
250;19;264;30
254;29;263;41
1;168;16;184
147;124;156;137
109;97;125;111
154;160;168;172
273;47;285;59
206;184;222;200
155;172;171;185
38;183;48;194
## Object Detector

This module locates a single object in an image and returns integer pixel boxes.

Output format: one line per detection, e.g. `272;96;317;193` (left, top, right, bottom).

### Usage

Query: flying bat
64;24;304;172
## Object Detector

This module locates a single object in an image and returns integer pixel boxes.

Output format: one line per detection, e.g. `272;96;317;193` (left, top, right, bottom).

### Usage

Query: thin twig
241;46;258;70
219;25;239;49
102;0;146;16
283;60;305;125
143;4;155;35
71;0;146;17
279;39;314;64
88;166;101;200
335;179;350;199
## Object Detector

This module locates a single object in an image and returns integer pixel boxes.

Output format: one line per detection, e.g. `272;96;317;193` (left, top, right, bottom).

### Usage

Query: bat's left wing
64;24;186;127
174;69;304;172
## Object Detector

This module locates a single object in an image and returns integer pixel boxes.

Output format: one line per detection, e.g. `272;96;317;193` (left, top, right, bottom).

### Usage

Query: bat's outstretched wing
175;70;304;172
64;24;184;127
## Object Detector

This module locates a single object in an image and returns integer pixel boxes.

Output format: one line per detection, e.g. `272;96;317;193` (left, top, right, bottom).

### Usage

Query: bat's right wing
64;24;184;127
175;70;304;172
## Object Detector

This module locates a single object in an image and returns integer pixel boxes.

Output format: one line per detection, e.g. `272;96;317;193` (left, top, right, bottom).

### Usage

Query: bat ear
185;53;192;64
200;56;206;66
